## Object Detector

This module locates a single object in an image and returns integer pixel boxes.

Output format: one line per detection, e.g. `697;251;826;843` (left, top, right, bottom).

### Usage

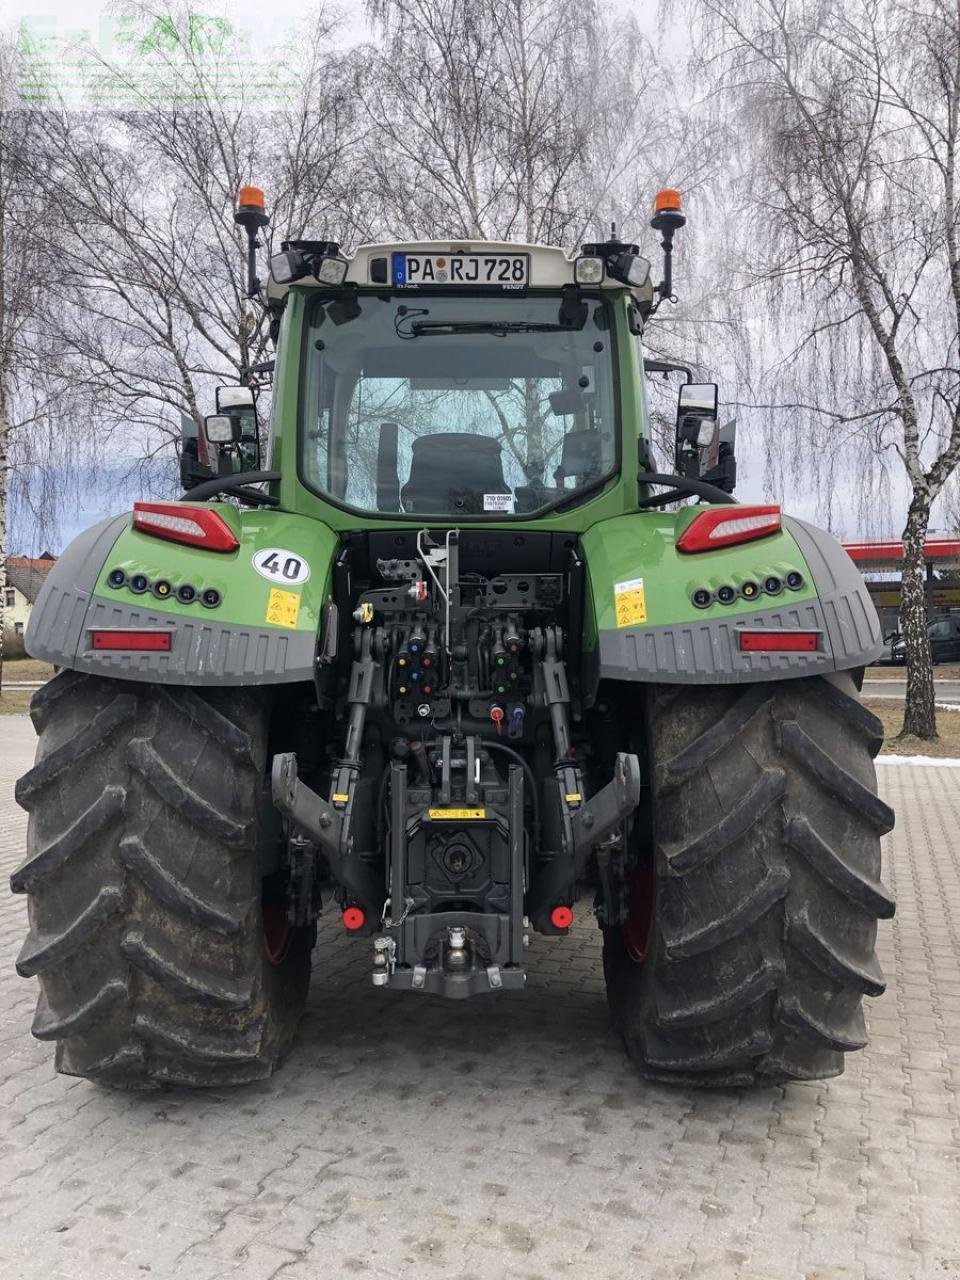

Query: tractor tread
10;785;126;893
16;885;123;977
32;979;128;1041
14;675;311;1089
121;928;254;1009
779;992;868;1052
643;1025;774;1072
662;866;789;958
28;669;88;732
119;836;250;935
155;686;255;759
15;694;137;807
788;904;886;996
129;739;251;847
133;1011;266;1064
780;720;895;833
656;957;784;1028
658;685;772;792
787;814;895;918
605;671;894;1087
662;768;786;875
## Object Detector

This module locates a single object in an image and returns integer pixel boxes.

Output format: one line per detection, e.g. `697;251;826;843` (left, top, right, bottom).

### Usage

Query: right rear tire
603;672;895;1087
11;672;311;1088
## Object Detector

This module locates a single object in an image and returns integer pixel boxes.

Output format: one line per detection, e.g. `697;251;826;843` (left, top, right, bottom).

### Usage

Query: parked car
885;615;960;665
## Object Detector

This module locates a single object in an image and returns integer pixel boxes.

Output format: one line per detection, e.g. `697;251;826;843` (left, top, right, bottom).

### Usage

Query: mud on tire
603;671;895;1087
11;672;311;1088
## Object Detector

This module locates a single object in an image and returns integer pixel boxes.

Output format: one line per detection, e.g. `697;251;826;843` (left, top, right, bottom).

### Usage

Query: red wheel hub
622;860;655;963
263;903;292;965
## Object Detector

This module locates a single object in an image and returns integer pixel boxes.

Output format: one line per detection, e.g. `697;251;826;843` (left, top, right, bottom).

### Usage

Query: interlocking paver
1;715;959;1278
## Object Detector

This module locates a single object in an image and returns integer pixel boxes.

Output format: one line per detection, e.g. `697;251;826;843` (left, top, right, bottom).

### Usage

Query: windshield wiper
408;320;576;338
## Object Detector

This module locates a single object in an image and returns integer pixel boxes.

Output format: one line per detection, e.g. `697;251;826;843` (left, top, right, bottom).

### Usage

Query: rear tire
11;672;311;1088
603;672;895;1087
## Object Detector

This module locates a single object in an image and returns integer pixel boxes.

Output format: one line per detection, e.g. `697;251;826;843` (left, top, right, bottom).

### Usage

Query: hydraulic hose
482;740;541;849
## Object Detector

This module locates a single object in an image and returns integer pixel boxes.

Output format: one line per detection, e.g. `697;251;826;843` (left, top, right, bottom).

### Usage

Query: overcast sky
5;0;941;550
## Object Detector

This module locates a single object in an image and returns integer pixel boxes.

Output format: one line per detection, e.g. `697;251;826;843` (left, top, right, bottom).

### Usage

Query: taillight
133;502;239;552
676;505;781;553
90;630;173;651
738;630;819;652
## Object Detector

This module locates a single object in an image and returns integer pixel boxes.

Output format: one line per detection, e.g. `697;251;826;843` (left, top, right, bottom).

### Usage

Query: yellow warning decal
428;808;486;820
614;577;647;628
265;587;301;628
332;793;350;804
565;792;582;803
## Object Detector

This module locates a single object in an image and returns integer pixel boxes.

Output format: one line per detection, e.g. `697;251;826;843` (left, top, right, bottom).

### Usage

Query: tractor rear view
11;188;894;1089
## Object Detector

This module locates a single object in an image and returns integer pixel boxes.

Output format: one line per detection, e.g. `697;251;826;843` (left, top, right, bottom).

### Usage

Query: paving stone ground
0;714;958;1280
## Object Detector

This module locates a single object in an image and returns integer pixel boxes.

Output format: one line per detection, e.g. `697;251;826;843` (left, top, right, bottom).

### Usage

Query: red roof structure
843;539;960;568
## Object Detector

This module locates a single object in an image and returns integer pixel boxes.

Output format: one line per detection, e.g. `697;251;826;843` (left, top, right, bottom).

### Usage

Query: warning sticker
614;577;647;628
265;588;301;628
483;493;514;513
428;808;487;820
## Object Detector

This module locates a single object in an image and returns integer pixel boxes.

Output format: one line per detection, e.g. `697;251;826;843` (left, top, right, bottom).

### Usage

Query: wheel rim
622;860;655;963
263;903;292;965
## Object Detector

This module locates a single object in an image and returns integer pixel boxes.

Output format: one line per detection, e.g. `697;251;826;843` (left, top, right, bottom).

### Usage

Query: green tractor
12;187;894;1089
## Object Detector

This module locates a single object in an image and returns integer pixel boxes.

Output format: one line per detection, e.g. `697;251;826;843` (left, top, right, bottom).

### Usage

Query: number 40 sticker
252;547;311;586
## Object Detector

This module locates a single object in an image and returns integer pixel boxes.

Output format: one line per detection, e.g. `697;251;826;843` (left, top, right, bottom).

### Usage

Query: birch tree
694;0;960;738
20;3;362;470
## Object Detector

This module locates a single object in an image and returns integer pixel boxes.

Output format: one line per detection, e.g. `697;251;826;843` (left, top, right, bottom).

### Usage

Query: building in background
843;539;960;635
4;554;57;637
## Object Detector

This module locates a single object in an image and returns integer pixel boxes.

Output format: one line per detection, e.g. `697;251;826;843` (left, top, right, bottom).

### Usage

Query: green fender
25;505;339;685
580;508;883;686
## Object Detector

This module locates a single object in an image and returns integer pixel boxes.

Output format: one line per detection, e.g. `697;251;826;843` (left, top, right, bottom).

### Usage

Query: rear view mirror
675;382;726;487
179;412;215;491
215;386;256;413
549;389;585;417
213;385;261;470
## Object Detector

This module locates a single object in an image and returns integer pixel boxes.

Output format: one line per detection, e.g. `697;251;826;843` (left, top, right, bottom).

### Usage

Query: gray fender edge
25;514;317;686
592;515;883;686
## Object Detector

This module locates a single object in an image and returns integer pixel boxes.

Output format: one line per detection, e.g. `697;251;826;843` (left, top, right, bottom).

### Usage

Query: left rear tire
12;673;311;1088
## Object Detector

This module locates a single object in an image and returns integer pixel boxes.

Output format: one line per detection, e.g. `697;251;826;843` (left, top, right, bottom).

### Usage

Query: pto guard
25;508;339;685
583;512;883;686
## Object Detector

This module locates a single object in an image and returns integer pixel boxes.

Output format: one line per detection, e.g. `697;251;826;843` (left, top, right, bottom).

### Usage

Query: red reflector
133;502;239;552
342;907;365;931
738;630;819;652
550;905;574;929
91;630;173;652
677;505;781;553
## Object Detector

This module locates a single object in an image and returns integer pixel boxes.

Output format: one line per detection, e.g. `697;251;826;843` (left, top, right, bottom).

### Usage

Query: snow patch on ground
877;755;960;766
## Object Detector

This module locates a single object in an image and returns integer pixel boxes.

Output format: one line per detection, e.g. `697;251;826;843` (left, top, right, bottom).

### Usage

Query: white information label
483;493;515;513
252;548;311;586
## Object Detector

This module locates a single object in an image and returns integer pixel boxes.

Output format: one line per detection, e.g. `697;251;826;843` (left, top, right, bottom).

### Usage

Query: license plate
392;252;528;288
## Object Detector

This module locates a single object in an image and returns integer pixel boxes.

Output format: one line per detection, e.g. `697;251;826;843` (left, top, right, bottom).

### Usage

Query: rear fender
26;507;339;685
580;510;882;688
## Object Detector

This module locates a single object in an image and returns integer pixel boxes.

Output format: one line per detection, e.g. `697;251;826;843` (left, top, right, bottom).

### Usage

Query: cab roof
265;240;654;307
